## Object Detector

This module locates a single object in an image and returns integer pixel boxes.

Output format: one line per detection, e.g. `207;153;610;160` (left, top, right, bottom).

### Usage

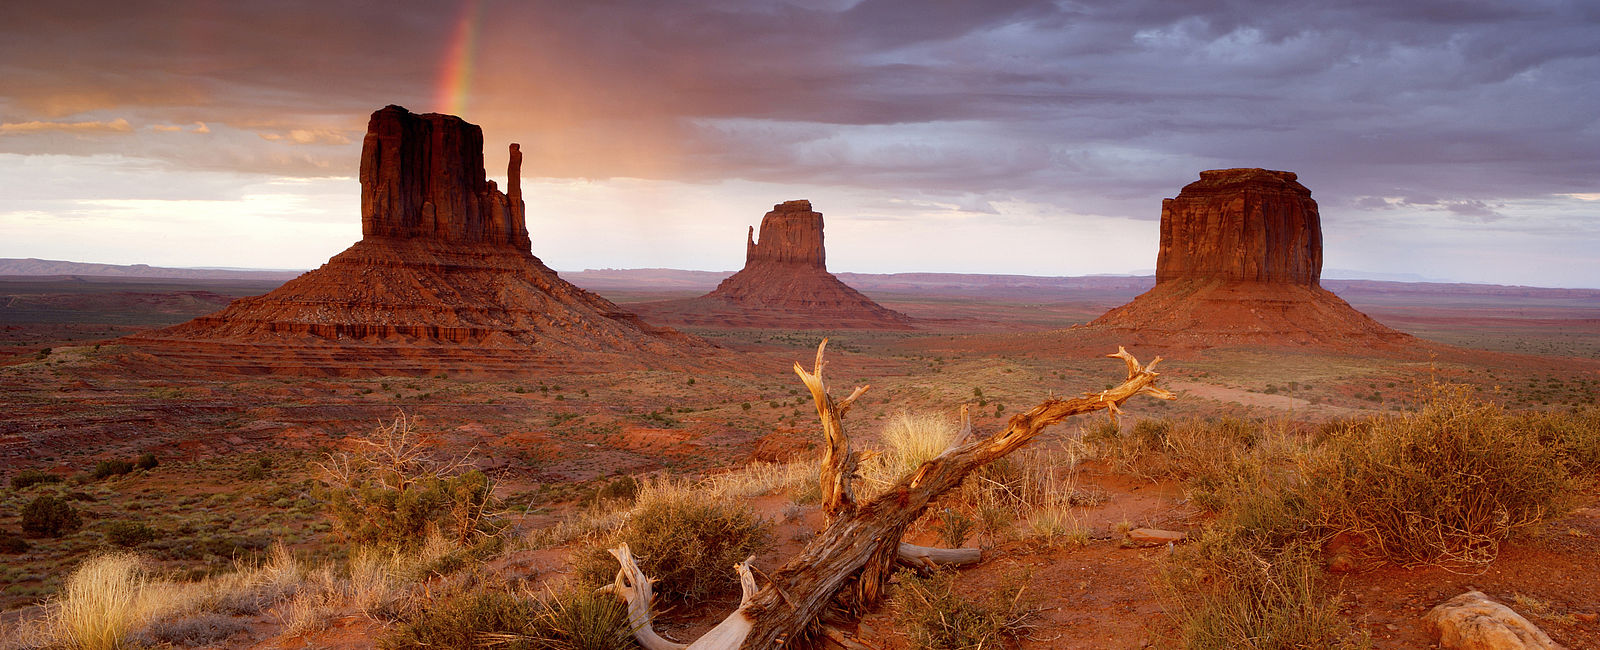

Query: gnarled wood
737;344;1172;648
606;543;758;650
604;344;1173;650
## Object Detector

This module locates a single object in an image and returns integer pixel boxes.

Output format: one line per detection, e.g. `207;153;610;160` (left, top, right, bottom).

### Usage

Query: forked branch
606;343;1174;650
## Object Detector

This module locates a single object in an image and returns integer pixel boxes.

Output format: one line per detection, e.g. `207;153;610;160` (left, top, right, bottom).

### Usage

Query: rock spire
359;105;529;248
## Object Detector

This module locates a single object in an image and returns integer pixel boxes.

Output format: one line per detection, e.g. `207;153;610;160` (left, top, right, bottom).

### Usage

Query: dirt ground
1;278;1598;647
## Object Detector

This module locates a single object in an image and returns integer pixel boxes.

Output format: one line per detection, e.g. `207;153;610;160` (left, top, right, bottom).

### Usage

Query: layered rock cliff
1155;168;1321;286
124;105;703;376
629;200;913;330
1088;168;1409;349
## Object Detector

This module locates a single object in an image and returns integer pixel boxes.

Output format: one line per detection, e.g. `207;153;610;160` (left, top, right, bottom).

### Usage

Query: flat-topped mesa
1155;168;1321;286
359;105;530;249
745;200;826;269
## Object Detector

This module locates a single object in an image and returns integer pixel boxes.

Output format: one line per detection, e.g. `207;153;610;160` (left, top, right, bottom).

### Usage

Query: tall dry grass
860;411;960;495
51;553;149;650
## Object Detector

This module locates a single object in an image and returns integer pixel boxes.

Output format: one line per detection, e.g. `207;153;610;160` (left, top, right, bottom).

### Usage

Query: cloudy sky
1;0;1596;286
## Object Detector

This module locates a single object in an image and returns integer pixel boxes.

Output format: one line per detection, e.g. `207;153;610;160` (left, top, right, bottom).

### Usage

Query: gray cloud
0;0;1596;283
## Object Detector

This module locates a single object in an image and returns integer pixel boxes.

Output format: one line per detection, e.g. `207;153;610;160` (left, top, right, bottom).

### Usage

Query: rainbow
436;0;481;116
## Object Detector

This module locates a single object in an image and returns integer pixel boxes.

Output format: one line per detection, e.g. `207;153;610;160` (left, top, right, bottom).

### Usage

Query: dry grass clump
891;568;1038;650
572;477;771;602
51;552;149;650
1308;386;1580;567
860;411;960;495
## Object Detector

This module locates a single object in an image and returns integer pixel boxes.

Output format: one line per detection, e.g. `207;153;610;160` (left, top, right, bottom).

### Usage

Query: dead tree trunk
608;341;1173;649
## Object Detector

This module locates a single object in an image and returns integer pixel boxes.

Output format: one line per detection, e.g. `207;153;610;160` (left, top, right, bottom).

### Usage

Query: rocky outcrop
1156;168;1320;286
1422;591;1561;650
744;200;825;268
628;200;913;330
124;105;703;376
359;105;529;248
1087;168;1410;349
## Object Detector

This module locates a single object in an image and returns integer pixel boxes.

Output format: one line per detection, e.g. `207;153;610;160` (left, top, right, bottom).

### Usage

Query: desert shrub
934;508;975;548
22;494;82;537
134;453;159;471
0;531;30;554
1161;531;1363;649
892;568;1037;650
574;479;770;602
92;459;135;480
382;586;631;650
132;612;247;647
11;468;63;490
318;415;500;551
591;475;640;505
384;591;534;649
104;521;159;548
1528;407;1600;474
1309;386;1577;566
51;553;151;650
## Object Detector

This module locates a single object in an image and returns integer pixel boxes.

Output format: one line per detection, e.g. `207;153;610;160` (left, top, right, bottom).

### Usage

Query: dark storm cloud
1;0;1596;214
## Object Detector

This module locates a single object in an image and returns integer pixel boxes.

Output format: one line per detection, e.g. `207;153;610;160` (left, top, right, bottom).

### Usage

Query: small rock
1575;612;1596;623
1422;590;1560;650
1126;528;1185;546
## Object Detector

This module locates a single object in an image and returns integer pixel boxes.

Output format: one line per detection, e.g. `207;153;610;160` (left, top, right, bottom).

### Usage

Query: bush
1162;532;1362;649
104;521;158;548
382;587;631;650
10;468;63;490
92;459;135;480
574;479;771;602
133;612;247;647
892;568;1037;650
1310;386;1577;566
134;453;159;471
0;531;30;554
319;416;500;551
22;494;82;537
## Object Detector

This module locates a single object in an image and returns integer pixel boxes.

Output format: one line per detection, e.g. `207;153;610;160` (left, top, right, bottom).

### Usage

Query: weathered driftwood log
608;341;1173;649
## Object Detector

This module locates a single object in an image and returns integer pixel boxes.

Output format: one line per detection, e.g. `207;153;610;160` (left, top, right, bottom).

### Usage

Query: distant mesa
629;200;915;330
1086;168;1411;348
123;105;703;376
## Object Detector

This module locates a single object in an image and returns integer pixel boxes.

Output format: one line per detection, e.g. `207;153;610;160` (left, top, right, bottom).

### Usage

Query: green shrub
319;416;499;551
574;479;770;602
22;494;82;537
92;460;135;480
11;469;62;490
383;591;533;649
104;521;158;548
134;453;159;471
892;568;1037;650
1310;386;1577;566
591;475;640;505
0;531;30;554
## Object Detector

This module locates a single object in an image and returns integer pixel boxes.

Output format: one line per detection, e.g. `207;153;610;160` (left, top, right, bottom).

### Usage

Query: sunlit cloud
0;118;132;135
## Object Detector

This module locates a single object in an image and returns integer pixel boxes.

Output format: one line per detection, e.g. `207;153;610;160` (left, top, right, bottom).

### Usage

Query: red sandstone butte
1088;168;1410;348
629;200;913;330
124;105;703;376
